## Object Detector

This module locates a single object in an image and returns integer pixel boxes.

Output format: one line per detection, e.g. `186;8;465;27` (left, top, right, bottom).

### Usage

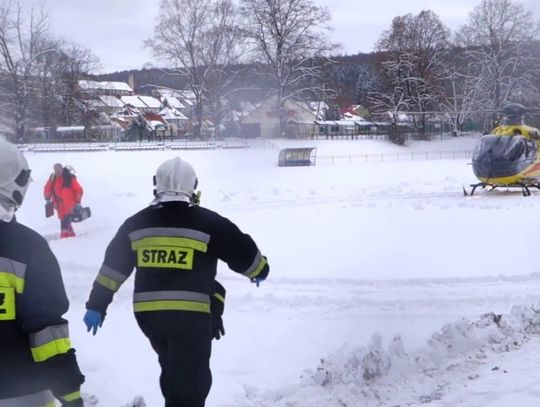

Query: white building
79;80;133;97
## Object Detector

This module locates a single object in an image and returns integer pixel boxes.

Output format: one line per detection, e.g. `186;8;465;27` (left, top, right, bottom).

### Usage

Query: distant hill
90;52;380;106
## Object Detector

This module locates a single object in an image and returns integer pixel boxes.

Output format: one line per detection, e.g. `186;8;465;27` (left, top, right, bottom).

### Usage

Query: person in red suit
44;163;84;238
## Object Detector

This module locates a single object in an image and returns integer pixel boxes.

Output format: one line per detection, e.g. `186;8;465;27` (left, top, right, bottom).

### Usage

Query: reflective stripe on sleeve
243;251;267;279
29;324;71;362
129;228;210;253
0;257;26;293
213;292;225;303
133;290;210;313
0;389;55;407
60;391;81;402
95;264;128;292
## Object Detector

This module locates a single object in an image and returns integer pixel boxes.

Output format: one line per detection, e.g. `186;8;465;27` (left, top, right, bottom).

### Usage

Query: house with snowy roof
159;107;188;131
120;95;162;114
152;88;195;116
78;80;133;97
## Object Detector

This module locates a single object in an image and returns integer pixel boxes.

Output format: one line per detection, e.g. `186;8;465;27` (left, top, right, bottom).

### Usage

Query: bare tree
33;40;100;131
376;10;450;138
369;86;410;144
146;0;242;139
240;0;336;137
457;0;540;112
0;0;53;140
201;0;244;139
56;43;101;126
439;47;483;135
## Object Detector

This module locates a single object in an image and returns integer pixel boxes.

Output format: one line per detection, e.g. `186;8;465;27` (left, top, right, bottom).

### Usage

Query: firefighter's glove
251;276;266;287
212;314;225;340
83;310;103;335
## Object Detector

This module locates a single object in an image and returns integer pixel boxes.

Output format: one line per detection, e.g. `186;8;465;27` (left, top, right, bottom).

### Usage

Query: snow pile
81;394;146;406
234;305;540;406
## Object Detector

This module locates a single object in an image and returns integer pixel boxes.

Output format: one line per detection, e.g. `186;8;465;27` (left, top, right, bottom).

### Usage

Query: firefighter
44;163;84;238
84;156;269;407
0;138;85;406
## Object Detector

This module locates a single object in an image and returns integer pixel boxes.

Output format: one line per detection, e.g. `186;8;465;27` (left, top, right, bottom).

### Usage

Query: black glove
211;314;225;340
211;281;226;340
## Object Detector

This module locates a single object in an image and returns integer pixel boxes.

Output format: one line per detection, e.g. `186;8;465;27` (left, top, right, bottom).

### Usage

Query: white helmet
0;137;31;209
151;157;198;205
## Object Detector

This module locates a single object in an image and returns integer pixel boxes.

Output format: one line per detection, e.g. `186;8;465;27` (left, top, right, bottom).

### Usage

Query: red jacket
44;174;83;219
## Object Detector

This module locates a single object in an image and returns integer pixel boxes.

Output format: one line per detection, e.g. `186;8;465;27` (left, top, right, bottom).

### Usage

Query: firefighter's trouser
136;313;212;407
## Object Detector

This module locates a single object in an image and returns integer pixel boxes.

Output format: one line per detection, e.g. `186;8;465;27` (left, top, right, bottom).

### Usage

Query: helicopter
465;103;540;197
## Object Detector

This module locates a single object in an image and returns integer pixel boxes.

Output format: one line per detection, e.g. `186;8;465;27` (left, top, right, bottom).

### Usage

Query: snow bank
234;305;540;406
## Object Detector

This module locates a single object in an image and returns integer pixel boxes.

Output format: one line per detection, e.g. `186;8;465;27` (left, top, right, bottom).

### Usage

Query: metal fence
317;150;473;164
18;139;249;153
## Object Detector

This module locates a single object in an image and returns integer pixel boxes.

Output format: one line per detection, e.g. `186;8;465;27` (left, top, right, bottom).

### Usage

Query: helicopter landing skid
464;182;540;197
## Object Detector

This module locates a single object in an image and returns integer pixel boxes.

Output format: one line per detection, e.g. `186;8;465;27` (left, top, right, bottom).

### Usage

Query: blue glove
74;203;82;211
83;310;103;335
250;256;269;287
251;276;266;287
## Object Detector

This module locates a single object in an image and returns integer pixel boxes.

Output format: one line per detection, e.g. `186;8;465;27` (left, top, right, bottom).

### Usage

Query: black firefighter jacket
86;201;269;334
0;218;84;406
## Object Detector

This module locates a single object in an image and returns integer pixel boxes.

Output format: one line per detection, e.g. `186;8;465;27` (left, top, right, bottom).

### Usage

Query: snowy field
16;134;540;406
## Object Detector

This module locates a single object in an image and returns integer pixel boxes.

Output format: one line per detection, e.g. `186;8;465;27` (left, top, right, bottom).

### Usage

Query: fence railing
317;150;473;164
18;139;249;153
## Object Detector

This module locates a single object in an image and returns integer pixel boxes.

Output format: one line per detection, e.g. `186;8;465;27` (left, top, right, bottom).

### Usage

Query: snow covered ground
16;134;540;406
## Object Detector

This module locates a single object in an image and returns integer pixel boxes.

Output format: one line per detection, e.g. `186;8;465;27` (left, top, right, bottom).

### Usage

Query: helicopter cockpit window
473;135;529;162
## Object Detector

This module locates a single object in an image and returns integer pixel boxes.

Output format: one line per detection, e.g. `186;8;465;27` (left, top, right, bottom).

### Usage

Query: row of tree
0;1;100;141
143;0;540;141
145;0;334;138
367;0;540;142
1;0;539;142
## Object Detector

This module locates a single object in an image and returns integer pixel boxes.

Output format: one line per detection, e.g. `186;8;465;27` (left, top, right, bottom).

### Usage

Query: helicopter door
504;136;526;161
525;140;537;161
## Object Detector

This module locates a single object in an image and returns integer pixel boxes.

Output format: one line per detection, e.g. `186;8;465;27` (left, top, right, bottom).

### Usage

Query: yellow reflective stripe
213;293;225;303
129;227;210;244
0;271;24;293
0;287;16;320
43;402;56;407
96;274;121;291
131;236;207;253
60;390;81;402
134;300;210;313
247;257;267;279
31;338;71;362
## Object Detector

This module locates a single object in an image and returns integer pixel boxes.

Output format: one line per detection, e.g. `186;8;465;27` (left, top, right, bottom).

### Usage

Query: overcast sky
36;0;540;74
